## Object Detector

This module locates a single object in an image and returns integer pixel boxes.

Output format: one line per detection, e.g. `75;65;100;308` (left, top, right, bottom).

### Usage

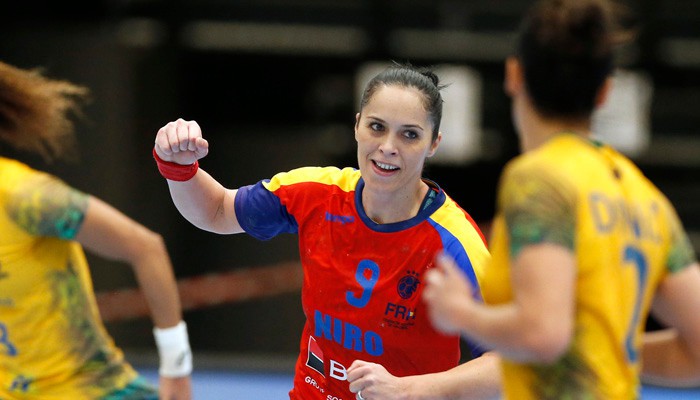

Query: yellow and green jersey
483;134;697;399
0;157;150;399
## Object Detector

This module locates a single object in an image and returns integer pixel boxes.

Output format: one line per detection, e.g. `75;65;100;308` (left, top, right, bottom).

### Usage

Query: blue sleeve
438;232;490;358
429;219;483;301
234;180;298;241
443;242;490;358
442;240;482;302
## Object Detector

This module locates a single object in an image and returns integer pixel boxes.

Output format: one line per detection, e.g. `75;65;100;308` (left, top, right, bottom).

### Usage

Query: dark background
1;0;699;363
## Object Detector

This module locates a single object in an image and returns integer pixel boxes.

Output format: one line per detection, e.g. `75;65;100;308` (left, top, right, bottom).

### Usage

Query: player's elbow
521;319;573;364
124;225;169;265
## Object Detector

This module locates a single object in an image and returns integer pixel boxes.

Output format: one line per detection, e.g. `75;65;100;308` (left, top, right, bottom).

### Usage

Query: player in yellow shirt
0;60;192;399
423;0;700;398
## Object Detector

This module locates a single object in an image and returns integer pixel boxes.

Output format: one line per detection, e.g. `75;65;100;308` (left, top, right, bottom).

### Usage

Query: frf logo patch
397;270;420;299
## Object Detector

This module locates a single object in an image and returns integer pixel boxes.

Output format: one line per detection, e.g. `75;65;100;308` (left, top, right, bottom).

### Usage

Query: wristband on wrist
153;321;193;377
152;148;199;181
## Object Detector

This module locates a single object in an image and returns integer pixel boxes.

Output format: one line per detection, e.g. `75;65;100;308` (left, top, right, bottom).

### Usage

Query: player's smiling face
354;84;439;194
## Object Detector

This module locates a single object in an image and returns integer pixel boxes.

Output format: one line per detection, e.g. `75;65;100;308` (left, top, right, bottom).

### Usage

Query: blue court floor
139;368;292;399
136;366;700;399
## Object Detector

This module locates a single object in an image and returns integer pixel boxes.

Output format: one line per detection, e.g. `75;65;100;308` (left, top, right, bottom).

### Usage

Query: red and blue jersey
234;166;491;400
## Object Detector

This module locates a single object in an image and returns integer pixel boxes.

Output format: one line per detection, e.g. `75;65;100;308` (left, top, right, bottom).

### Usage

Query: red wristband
152;148;199;181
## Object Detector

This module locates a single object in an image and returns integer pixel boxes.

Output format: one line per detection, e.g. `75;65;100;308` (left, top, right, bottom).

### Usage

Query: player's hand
159;375;192;400
423;252;476;335
347;360;406;400
154;118;209;165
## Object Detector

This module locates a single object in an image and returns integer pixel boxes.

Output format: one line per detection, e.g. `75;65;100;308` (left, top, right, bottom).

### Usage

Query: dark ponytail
517;0;631;117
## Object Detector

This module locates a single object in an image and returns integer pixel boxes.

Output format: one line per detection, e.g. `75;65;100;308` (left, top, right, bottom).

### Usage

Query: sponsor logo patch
306;336;325;376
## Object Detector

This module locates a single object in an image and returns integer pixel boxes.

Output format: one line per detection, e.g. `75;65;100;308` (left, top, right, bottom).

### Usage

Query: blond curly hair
0;61;89;162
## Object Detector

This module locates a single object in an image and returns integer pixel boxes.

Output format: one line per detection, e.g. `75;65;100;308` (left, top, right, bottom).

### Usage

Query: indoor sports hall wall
1;0;699;362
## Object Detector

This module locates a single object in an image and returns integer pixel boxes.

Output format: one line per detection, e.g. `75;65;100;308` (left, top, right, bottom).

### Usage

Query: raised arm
153;118;242;235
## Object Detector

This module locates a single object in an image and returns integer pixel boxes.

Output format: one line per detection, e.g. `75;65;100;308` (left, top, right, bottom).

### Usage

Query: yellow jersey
482;134;697;399
0;157;143;399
